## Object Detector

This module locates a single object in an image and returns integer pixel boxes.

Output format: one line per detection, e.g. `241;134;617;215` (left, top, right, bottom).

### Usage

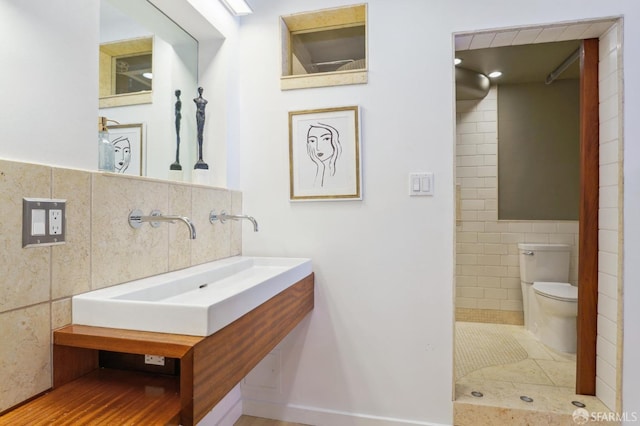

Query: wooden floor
234;415;309;426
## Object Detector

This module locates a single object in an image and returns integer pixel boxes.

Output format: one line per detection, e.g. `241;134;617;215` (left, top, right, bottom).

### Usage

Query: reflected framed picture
107;123;144;176
289;106;361;201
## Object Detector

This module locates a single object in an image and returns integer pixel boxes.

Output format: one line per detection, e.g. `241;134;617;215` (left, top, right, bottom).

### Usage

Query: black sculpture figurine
193;87;209;170
170;90;182;171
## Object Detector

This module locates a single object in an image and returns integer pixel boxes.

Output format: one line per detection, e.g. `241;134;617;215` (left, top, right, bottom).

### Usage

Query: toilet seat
533;282;577;302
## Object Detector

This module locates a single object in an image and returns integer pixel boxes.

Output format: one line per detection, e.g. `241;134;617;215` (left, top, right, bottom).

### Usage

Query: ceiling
454;19;616;85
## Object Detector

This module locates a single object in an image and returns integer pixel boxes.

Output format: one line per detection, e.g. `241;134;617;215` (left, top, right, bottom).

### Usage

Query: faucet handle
209;210;223;224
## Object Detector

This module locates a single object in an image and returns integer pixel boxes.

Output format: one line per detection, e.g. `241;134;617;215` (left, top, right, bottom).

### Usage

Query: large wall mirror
100;0;198;181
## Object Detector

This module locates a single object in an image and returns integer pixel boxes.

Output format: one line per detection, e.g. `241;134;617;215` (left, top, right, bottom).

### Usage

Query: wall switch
31;209;46;236
409;173;434;196
22;198;66;247
144;355;165;366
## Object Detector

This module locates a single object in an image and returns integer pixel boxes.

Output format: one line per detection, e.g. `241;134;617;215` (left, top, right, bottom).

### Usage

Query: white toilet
518;243;578;353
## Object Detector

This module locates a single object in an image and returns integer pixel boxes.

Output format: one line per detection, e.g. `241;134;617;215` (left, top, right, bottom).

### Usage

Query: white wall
237;0;640;424
0;0;98;170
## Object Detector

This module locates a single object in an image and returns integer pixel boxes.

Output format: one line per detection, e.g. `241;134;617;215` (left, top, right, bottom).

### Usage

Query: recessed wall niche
280;4;367;90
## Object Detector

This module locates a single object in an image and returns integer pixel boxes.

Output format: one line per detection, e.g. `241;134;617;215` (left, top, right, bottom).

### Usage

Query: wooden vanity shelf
0;273;314;426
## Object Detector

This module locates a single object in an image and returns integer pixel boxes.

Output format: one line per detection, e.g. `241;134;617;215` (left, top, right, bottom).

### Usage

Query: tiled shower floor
454;322;615;424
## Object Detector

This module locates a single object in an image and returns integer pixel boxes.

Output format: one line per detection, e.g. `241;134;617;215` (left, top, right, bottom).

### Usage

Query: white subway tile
512;28;542;45
599;50;618;81
460;211;478;221
458;155;485;167
460;177;485;188
458;287;485;298
456;100;478;113
457;243;483;255
557;222;579;233
460;188;478;199
595;377;616;412
483;177;497;188
462;221;485;232
597;314;617;346
599;229;618;254
507;288;523;301
484;288;508;300
457;122;478;134
469;33;496;49
456;275;478;286
483;155;497;166
477;121;497;133
477;144;497;155
457;254;478;265
599;24;618;55
500;299;523;311
557;23;591;41
600;117;619;144
477;188;497;199
598;272;618;300
477;166;498;177
477;276;502;288
477;298;501;310
484;244;509;254
478;233;501;243
461;200;485;211
457;232;478;243
459;265;482;276
501;255;519;267
599;72;619;101
482;111;497;121
457;166;479;178
598;251;618;276
477;254;501;266
476;210;497;221
599;185;618;210
459;111;485;123
549;233;577;245
456;297;478;309
480;265;508;277
596;93;620;122
459;133;484;145
599;207;618;231
599;140;618;165
485;199;498;211
532;222;557;233
508;222;533;233
596;356;617;395
477;99;497;112
524;233;549;243
501;277;521;289
599;163;619;187
597;293;618;323
485;222;509;232
507;266;521;278
490;30;518;47
457;144;477;156
597;336;617;369
501;233;525;244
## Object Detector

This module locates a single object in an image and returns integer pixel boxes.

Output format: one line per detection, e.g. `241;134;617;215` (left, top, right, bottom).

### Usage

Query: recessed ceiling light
488;71;502;78
454;58;462;65
142;72;153;79
219;0;253;15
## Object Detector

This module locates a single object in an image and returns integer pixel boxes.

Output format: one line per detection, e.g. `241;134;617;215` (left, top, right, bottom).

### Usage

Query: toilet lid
533;282;578;301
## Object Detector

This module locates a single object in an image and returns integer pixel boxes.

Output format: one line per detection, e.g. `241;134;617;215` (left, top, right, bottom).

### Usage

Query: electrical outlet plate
22;198;66;247
144;355;165;366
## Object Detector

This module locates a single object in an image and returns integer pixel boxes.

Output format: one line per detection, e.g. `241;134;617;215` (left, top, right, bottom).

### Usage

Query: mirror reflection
99;0;198;181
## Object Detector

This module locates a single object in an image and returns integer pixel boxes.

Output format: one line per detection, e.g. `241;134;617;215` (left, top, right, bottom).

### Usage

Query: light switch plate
22;198;66;247
409;172;434;196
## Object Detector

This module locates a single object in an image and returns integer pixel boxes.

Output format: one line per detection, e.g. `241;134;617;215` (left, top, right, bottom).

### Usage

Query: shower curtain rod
545;47;581;85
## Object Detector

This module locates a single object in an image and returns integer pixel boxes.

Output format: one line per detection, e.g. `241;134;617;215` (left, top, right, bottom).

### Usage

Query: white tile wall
456;86;579;314
596;23;622;412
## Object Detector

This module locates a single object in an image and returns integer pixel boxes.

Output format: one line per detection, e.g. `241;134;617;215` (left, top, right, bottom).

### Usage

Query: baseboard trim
198;385;243;426
242;399;450;426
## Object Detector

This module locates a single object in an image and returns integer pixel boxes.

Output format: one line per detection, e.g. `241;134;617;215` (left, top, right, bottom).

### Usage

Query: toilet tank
518;243;571;284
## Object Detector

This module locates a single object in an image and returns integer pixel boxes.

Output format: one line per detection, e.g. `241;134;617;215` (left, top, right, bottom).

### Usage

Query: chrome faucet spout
209;210;259;232
129;209;197;239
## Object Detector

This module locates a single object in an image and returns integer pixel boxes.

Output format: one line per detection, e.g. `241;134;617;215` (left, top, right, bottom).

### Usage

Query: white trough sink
72;256;312;336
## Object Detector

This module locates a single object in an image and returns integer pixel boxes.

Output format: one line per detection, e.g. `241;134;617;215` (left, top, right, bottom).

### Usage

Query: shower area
452;19;623;422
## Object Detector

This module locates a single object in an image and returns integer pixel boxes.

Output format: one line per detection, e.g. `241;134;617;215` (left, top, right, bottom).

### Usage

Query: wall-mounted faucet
128;209;196;239
210;210;259;232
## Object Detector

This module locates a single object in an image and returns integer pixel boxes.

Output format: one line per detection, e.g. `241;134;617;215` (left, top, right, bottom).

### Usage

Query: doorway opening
452;17;623;418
